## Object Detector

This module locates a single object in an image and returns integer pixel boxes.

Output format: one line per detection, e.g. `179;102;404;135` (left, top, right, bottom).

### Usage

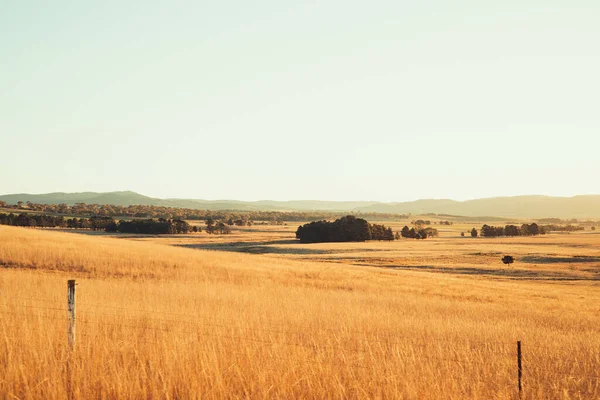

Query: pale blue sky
1;1;598;201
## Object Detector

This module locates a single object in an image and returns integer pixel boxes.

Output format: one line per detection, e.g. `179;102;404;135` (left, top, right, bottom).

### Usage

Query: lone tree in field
501;255;515;266
471;228;478;237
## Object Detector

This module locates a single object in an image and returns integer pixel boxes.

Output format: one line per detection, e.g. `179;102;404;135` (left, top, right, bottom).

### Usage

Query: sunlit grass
1;225;599;398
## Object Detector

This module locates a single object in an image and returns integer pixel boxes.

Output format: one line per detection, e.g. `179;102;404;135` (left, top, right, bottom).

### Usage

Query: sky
1;1;599;201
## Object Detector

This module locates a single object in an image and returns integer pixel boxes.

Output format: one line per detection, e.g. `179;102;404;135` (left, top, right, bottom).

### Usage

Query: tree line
205;218;232;234
471;223;545;237
539;224;585;232
400;226;439;239
470;223;586;237
0;213;194;235
296;216;394;243
0;213;116;230
411;219;453;226
0;201;408;223
114;219;191;234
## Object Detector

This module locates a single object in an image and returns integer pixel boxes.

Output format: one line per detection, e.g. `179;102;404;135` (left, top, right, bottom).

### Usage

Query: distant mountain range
1;191;599;219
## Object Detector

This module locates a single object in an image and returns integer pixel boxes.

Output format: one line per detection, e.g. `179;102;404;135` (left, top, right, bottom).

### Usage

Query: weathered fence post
517;340;522;397
67;279;76;400
68;280;76;350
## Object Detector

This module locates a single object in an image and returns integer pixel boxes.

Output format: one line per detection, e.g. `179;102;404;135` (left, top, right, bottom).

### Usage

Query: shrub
501;255;515;265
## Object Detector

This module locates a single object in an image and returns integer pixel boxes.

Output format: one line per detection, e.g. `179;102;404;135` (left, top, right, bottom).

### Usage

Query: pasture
1;221;599;398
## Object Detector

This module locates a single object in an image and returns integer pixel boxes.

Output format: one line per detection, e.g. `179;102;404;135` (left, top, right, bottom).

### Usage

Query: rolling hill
1;191;599;218
353;195;600;219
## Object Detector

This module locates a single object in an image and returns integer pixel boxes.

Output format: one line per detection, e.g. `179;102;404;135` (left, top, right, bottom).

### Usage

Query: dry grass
1;225;600;399
140;222;600;281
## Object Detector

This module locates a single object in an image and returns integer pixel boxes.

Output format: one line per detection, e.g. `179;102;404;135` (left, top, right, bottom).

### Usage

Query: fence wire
1;301;598;396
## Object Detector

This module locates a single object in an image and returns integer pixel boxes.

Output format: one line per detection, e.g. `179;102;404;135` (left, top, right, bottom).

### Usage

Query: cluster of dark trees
478;223;587;237
542;224;585;232
89;216;118;230
296;216;394;243
205;218;231;234
400;226;439;239
1;212;63;228
479;223;546;237
114;219;191;234
412;219;452;226
226;218;253;227
370;223;395;241
411;220;432;226
0;213;116;230
0;213;196;235
467;223;589;238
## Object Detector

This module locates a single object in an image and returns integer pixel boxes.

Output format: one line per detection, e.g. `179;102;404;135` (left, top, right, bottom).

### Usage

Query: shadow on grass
387;265;600;281
177;240;395;255
520;256;600;264
177;240;334;255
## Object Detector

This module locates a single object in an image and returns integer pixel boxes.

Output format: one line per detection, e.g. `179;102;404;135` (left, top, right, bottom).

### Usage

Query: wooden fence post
67;279;76;400
517;340;522;397
68;280;76;350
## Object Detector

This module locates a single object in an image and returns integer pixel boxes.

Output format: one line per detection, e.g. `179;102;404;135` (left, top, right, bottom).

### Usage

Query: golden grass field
1;222;599;399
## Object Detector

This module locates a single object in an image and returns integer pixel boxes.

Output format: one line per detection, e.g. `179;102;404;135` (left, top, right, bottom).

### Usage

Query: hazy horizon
1;189;600;204
2;1;598;202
